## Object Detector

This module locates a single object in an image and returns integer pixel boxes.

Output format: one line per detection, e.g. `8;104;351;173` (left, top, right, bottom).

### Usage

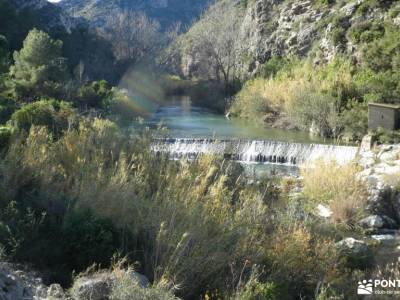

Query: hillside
175;0;400;140
60;0;211;29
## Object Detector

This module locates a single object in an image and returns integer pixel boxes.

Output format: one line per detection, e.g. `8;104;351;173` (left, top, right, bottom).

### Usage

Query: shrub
237;280;287;300
62;210;120;272
10;99;76;135
258;56;291;79
302;161;368;225
0;125;12;150
230;58;355;135
374;127;400;144
339;101;368;142
265;223;339;297
289;87;339;137
76;80;112;109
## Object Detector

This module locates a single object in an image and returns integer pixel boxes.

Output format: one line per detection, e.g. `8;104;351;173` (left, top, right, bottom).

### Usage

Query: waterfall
152;138;359;166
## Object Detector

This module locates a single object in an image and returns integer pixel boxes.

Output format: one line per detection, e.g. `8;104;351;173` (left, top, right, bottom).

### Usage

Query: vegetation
302;160;368;225
0;1;399;299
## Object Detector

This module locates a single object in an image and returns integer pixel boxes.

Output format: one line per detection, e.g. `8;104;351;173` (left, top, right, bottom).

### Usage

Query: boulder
72;273;112;300
370;234;397;246
71;270;150;300
316;204;333;218
336;237;373;267
336;238;370;256
0;263;48;300
359;215;397;231
47;284;67;299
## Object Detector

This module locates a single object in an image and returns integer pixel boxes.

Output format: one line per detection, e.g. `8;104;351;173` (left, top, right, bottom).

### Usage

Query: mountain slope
11;0;80;32
60;0;211;29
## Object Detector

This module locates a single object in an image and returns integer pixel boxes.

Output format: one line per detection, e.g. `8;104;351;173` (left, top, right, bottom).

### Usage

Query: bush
258;56;291;79
339;101;368;142
302;161;368;225
264;223;339;297
289;87;339;137
0;125;12;150
238;280;287;300
62;210;120;272
231;58;356;136
76;80;112;109
374;127;400;144
10;99;76;135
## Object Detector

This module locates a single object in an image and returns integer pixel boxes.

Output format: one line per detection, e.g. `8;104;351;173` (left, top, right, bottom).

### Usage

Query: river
138;96;358;177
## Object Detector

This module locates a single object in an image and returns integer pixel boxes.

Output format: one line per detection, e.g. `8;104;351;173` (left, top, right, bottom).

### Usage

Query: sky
48;0;62;3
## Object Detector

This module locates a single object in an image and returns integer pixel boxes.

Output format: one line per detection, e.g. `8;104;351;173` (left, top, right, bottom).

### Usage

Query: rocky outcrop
0;262;68;300
233;0;399;76
239;0;324;74
70;269;150;300
0;263;152;300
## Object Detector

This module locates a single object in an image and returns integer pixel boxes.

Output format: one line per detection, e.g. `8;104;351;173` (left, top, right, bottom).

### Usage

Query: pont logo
358;280;373;295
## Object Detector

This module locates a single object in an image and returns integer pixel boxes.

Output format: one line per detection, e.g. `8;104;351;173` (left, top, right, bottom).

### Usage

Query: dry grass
302;160;369;225
230;58;354;126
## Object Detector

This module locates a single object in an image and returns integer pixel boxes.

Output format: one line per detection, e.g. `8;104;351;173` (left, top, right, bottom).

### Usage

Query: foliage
258;56;291;79
180;1;242;91
11;99;76;135
289;87;339;137
374;127;400;144
0;34;9;74
237;279;287;300
231;58;353;136
0;119;352;298
0;98;18;124
10;29;68;101
110;271;178;300
0;125;12;150
76;80;113;109
339;101;368;142
302;161;368;225
62;210;120;272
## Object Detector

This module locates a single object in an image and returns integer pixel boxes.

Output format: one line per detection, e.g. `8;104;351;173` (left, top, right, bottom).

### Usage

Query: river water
140;97;358;177
144;96;328;143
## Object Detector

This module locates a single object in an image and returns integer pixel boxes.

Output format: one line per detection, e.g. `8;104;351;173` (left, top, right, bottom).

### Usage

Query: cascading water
152;138;359;166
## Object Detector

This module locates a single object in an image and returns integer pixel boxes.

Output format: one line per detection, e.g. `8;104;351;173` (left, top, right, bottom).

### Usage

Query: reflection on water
143;96;333;144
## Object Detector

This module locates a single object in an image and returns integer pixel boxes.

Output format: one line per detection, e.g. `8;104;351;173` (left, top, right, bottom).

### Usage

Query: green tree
10;29;68;101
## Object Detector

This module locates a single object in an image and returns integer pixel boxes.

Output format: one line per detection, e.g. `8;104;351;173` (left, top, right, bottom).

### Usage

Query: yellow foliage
302;160;369;224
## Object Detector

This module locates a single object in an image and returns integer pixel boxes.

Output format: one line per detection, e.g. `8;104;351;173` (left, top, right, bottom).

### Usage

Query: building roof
369;102;400;109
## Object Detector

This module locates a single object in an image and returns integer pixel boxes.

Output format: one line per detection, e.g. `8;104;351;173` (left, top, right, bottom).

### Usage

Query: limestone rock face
0;263;50;300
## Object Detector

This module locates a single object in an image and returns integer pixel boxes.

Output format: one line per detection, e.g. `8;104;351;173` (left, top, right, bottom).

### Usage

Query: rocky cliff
181;0;400;78
240;0;400;74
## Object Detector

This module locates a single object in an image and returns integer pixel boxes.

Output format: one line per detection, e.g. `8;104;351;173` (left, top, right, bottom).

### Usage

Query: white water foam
152;138;359;166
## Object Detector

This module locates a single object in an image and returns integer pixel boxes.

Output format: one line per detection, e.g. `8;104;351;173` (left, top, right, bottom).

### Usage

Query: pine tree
10;28;68;101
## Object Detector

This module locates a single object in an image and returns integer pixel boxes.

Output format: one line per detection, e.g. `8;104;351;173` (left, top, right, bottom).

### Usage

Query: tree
10;28;68;101
182;2;242;91
99;10;162;69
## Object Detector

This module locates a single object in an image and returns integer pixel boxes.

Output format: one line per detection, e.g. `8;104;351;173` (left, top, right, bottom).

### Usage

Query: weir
152;138;359;166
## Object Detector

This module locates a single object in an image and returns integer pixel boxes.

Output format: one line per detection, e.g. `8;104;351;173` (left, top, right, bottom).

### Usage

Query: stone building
368;103;400;131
